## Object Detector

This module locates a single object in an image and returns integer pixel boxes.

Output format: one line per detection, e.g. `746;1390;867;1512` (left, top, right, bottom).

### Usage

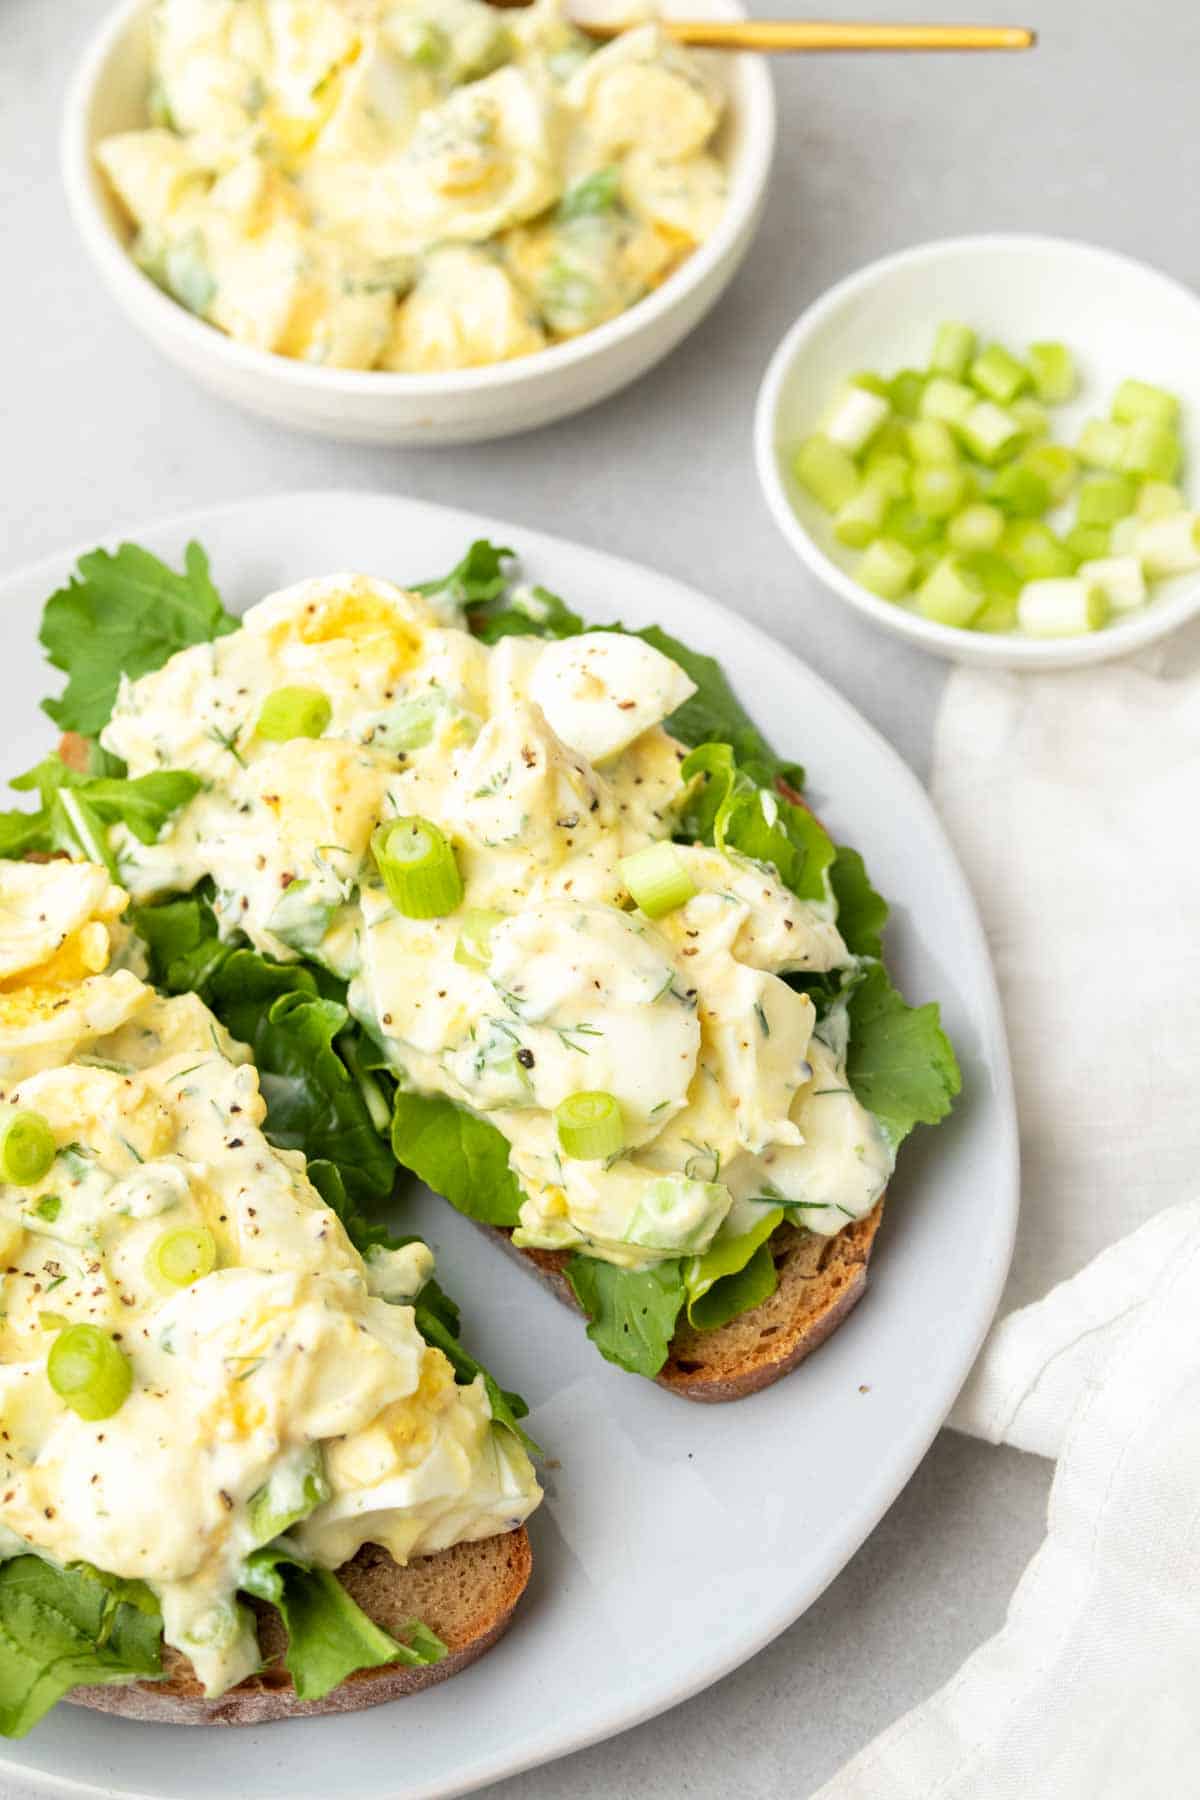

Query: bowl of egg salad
64;0;774;443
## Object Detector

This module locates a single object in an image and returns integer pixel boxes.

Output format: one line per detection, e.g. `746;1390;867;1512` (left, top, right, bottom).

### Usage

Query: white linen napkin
815;621;1200;1798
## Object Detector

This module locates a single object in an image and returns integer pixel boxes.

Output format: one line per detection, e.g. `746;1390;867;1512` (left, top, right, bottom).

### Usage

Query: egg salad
0;857;540;1698
96;0;729;370
98;571;894;1273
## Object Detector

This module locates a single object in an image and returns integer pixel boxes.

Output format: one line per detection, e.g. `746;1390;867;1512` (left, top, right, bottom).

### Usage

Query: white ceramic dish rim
754;232;1200;670
0;491;1018;1800
63;0;775;399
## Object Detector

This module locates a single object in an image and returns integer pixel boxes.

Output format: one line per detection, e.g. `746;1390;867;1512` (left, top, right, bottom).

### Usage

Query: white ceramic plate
0;492;1017;1800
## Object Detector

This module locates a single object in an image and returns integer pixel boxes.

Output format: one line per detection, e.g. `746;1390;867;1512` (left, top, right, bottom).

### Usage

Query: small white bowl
63;0;773;447
755;235;1200;669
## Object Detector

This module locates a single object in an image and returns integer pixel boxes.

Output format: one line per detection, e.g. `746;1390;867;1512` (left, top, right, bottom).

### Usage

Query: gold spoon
491;11;1036;51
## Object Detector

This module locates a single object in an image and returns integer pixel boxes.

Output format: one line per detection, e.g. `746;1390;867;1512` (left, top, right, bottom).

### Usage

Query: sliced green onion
1135;512;1200;577
256;686;332;742
823;384;890;454
989;464;1051;518
1077;555;1147;613
1063;523;1111;563
960;401;1024;466
620;844;697;919
1004;521;1075;581
373;692;442;752
1076;473;1136;526
883;499;942;551
947;503;1005;553
1112;377;1180;430
906;418;959;466
792;436;859;513
372;817;463;919
454;908;504;970
916;555;985;628
1119;418;1181;482
1027;341;1077;405
147;1225;217;1290
555;1092;624;1161
919;377;975;430
1077;418;1130;472
1018;578;1109;638
47;1324;132;1421
970;343;1030;405
931;320;976;380
912;464;968;519
887;369;926;419
1136;480;1185;520
1021;443;1078;504
0;1107;56;1187
857;537;917;600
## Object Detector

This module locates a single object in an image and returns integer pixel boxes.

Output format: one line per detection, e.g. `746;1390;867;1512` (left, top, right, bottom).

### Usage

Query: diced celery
1018;579;1109;638
1112;377;1180;429
1027;341;1077;405
857;537;917;600
1110;517;1140;555
865;417;910;462
906;419;959;466
1135;512;1200;576
1064;523;1111;563
1011;398;1050;441
884;499;943;551
861;453;910;503
912;465;968;519
1020;443;1078;505
1076;473;1136;526
970;343;1030;405
947;503;1005;553
974;595;1020;633
888;369;926;420
833;484;887;548
793;436;859;512
1119;418;1181;481
961;401;1024;465
1077;555;1148;613
931;321;977;380
1136;480;1184;520
916;555;985;628
961;550;1021;602
920;377;976;429
1004;521;1075;580
850;371;890;398
989;464;1051;518
823;385;891;454
1077;418;1130;471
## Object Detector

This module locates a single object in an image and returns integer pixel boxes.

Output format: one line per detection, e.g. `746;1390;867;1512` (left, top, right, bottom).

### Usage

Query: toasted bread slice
66;1529;532;1726
481;1204;884;1401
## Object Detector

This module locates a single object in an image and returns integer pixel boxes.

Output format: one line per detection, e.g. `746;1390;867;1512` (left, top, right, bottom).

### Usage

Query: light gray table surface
3;0;1196;1792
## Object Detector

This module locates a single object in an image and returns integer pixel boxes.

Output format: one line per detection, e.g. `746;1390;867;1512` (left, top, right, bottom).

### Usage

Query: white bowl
63;0;773;447
755;235;1200;669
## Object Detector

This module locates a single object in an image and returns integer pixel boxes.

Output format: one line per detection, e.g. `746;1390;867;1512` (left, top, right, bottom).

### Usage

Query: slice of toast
481;1203;884;1401
66;1529;532;1726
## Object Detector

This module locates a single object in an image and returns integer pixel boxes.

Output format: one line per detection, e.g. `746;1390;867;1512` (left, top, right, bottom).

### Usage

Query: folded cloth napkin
815;623;1200;1799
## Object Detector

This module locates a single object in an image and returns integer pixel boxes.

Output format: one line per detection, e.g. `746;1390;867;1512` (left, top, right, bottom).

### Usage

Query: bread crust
66;1529;532;1726
480;1203;884;1401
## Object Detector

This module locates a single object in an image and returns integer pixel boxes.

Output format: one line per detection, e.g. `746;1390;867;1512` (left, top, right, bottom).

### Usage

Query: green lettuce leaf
683;1205;783;1330
678;741;835;904
829;845;889;960
240;1546;444;1703
563;1256;686;1377
40;542;237;738
413;540;514;610
0;753;201;872
471;583;584;645
0;1556;163;1739
844;963;961;1147
390;1090;523;1227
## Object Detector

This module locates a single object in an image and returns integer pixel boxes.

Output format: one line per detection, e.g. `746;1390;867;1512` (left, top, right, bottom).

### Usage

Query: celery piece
947;503;1005;553
1020;443;1078;505
1135;512;1200;577
961;550;1021;602
1077;418;1130;471
1119;418;1181;482
920;377;976;429
1011;398;1050;441
989;464;1051;518
931;322;977;380
850;371;890;399
888;368;927;419
1110;517;1140;555
861;452;911;503
1111;377;1180;430
961;401;1025;466
883;499;943;551
916;555;986;628
1027;341;1077;405
1136;480;1185;520
833;484;887;548
1078;555;1148;613
857;537;917;600
970;343;1030;405
1004;521;1075;581
1076;473;1135;527
912;464;968;519
866;417;910;462
1018;579;1109;638
792;436;859;513
823;385;891;455
906;419;959;466
974;595;1020;633
1064;524;1111;563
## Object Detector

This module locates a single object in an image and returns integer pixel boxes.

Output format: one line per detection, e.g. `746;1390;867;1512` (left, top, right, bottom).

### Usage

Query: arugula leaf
0;1556;162;1738
413;540;514;610
240;1546;444;1703
471;583;584;645
391;1090;523;1227
0;754;201;871
40;542;237;738
678;742;835;904
844;963;961;1147
563;1256;686;1377
683;1205;783;1330
413;1300;540;1457
829;845;889;960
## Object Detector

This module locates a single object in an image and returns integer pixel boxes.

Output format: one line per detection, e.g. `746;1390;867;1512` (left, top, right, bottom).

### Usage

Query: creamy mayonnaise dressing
96;0;728;370
0;860;540;1696
101;572;894;1269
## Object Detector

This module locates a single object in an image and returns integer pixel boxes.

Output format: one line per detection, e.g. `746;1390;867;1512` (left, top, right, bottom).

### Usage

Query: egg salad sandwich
1;537;959;1407
0;856;540;1733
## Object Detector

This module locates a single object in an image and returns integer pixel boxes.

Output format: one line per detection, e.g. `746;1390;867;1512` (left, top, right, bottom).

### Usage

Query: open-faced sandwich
1;539;958;1425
